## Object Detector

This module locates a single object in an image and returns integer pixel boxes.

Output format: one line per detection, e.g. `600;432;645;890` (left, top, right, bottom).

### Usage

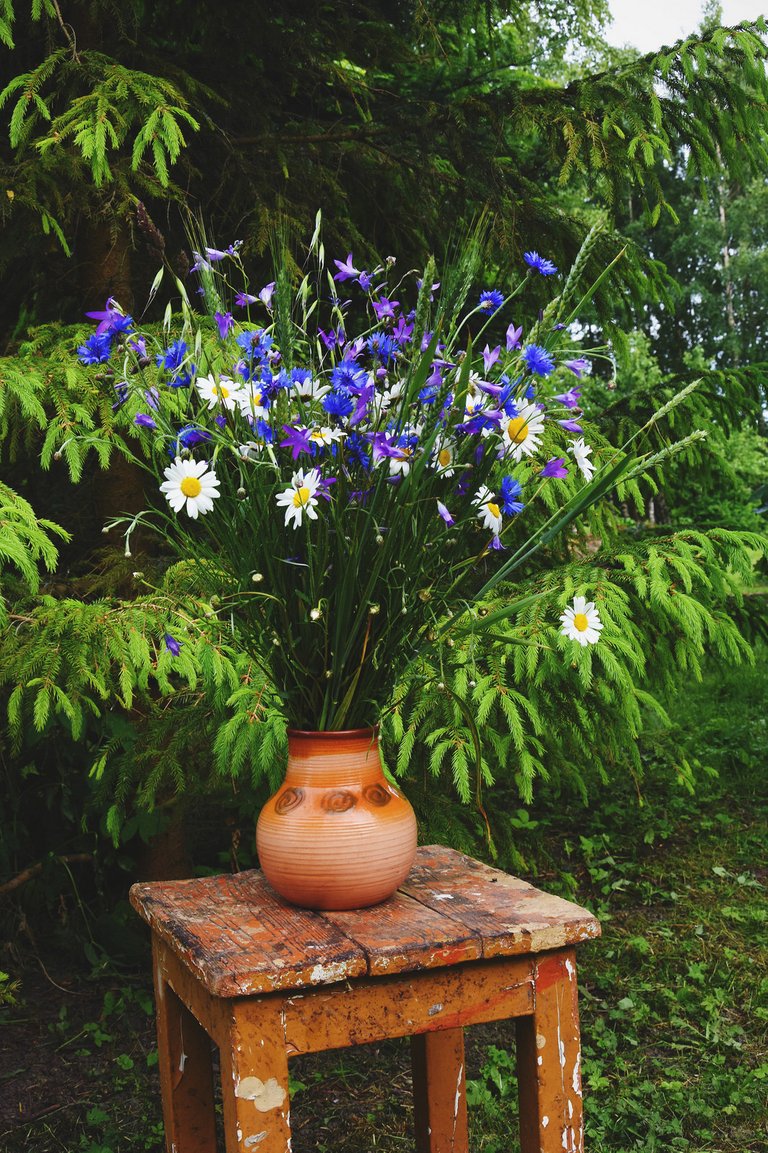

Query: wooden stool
130;844;600;1153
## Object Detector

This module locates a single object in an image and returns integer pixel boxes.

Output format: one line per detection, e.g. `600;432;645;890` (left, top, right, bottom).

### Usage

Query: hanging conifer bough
2;4;768;332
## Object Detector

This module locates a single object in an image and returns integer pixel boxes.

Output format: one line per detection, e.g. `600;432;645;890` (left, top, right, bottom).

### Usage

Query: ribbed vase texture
256;728;418;910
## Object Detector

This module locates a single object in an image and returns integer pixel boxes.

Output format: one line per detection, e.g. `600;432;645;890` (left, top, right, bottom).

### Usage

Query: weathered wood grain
130;845;600;997
400;846;601;957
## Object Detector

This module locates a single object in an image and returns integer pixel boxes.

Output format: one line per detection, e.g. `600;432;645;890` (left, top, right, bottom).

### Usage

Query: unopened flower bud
437;681;445;690
447;638;454;647
252;572;264;583
418;589;431;602
376;534;384;545
272;637;281;647
132;571;144;579
53;451;62;461
310;607;322;621
236;487;246;498
324;669;333;679
369;604;380;615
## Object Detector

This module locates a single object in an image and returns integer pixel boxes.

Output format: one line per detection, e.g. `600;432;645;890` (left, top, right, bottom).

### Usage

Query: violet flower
540;457;568;478
333;253;361;282
280;426;313;460
215;311;234;339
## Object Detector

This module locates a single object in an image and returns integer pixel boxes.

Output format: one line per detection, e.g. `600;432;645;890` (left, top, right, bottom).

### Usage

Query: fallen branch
0;853;93;898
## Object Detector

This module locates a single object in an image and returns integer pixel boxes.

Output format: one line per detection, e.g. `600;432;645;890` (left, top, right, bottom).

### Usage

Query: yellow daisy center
438;448;452;467
180;476;202;499
214;384;230;399
507;416;529;444
573;612;589;632
486;501;501;519
292;486;311;508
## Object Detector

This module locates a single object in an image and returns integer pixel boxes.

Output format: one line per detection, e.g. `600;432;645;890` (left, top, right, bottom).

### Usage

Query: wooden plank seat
131;844;600;1153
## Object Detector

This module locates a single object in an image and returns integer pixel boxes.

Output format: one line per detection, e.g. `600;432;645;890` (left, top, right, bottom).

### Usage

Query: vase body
256;728;418;910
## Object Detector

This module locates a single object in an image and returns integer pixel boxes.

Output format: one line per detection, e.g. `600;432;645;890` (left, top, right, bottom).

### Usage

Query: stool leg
516;948;585;1153
153;947;217;1153
411;1028;469;1153
217;1000;292;1153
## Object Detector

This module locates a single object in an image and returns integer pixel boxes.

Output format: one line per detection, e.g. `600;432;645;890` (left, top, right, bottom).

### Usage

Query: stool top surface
130;845;600;997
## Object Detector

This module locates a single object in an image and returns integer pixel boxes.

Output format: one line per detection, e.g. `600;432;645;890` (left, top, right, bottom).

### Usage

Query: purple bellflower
333;253;361;282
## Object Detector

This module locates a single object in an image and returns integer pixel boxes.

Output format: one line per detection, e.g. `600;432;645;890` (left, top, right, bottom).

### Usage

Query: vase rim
287;725;379;739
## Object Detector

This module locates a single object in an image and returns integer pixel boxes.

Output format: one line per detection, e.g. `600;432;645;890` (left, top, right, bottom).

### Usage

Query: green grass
2;649;766;1152
466;648;768;1152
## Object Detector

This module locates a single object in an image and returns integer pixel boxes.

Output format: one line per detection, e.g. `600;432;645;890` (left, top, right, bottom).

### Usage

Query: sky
605;0;767;53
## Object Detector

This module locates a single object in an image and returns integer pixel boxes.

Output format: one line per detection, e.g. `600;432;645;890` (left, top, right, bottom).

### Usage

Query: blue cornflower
367;333;396;362
322;389;355;420
345;432;371;470
330;359;365;391
522;344;555;377
524;251;558;276
236;329;272;362
500;476;524;515
478;289;504;313
156;339;188;374
77;332;113;365
252;418;274;444
291;367;313;389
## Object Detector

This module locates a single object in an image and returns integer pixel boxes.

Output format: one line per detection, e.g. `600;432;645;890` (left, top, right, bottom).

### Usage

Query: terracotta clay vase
256;727;417;910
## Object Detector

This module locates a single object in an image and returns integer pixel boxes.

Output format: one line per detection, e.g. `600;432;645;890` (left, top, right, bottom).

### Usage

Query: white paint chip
310;961;349;984
542;1115;549;1128
244;1134;267;1147
234;1077;287;1111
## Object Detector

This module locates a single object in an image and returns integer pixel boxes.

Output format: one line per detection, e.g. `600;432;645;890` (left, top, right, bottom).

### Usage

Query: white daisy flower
275;467;322;529
559;596;603;646
381;378;405;410
473;486;503;535
238;440;268;460
160;457;221;519
196;374;243;411
237;383;269;420
308;426;344;449
432;438;456;477
501;402;545;461
570;437;596;481
389;446;416;476
293;376;330;402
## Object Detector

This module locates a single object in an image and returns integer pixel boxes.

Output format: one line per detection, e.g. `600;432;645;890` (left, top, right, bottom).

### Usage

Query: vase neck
285;729;383;788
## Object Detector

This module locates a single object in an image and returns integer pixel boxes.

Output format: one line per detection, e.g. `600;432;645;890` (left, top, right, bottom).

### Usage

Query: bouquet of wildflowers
76;219;661;731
